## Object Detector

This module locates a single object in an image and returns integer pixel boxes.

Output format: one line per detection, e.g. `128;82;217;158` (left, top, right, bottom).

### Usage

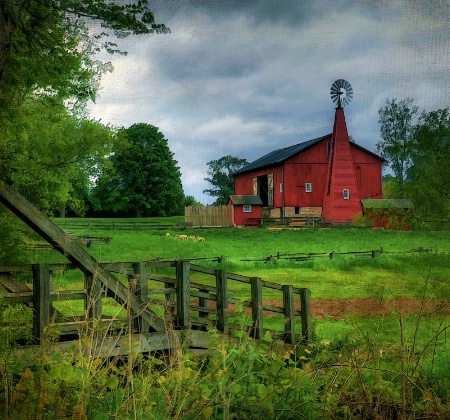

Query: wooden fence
53;220;186;231
185;205;233;227
0;260;312;358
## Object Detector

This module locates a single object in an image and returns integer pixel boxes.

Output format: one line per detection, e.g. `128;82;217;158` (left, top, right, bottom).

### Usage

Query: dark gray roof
228;195;263;205
234;134;331;175
361;199;414;209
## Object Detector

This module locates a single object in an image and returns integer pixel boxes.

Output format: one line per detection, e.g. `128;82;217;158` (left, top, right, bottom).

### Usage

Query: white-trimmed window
243;205;252;213
305;182;312;193
343;189;350;199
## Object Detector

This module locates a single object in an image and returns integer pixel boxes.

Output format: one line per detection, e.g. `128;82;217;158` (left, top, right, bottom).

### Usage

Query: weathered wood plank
176;260;190;328
198;288;210;320
131;262;150;332
216;269;228;333
300;288;312;341
283;285;295;344
250;277;263;339
8;330;211;361
32;264;50;341
0;272;31;293
85;273;102;320
0;183;164;332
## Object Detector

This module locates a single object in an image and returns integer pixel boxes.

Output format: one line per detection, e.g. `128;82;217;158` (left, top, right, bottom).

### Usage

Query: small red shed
228;195;263;226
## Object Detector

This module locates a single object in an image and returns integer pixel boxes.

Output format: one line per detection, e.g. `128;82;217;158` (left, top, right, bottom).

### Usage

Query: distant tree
203;155;248;205
377;98;419;191
382;174;402;199
91;123;184;217
185;195;203;207
406;108;450;227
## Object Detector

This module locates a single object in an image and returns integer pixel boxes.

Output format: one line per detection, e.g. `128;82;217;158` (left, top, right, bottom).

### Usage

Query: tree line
378;99;449;229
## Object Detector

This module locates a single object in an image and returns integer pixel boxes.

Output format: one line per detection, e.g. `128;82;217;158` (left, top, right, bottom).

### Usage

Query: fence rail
53;220;187;231
1;260;312;356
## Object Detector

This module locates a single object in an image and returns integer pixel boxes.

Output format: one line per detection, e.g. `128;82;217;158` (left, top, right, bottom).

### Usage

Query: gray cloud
89;0;450;203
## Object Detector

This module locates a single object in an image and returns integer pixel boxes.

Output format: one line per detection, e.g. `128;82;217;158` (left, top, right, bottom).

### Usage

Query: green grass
38;223;449;302
4;219;449;419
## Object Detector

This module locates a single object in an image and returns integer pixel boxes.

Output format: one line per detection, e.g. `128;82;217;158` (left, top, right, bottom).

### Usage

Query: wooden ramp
0;182;164;333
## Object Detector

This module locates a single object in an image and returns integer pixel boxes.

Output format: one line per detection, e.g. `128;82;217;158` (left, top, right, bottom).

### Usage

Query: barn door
253;177;258;195
268;173;274;206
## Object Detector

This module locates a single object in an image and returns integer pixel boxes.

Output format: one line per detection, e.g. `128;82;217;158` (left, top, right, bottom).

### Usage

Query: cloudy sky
89;0;450;204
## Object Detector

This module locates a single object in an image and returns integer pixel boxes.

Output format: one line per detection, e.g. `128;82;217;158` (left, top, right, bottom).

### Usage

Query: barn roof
361;199;414;209
228;195;263;206
234;134;332;175
234;133;386;176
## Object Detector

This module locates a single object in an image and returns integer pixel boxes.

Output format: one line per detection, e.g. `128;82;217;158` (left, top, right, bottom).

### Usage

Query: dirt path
265;298;449;319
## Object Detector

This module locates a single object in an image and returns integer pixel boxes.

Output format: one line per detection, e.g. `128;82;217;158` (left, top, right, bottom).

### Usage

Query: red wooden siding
234;166;283;208
232;204;262;226
350;145;383;199
322;108;362;222
284;138;330;207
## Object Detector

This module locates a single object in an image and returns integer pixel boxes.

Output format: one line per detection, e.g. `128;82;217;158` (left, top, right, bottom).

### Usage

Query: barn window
343;189;350;199
305;182;312;193
243;205;252;213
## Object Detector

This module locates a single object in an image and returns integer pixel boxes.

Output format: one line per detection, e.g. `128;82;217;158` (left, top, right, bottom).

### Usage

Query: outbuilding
361;199;414;230
228;195;263;226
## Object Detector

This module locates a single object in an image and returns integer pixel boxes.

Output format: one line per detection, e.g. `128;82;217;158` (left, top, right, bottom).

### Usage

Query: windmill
330;79;353;108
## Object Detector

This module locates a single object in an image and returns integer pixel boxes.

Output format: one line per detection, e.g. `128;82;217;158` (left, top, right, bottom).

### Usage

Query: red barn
233;106;385;224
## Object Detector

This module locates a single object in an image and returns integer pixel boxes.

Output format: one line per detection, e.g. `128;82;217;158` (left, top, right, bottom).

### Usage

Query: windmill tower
322;79;362;223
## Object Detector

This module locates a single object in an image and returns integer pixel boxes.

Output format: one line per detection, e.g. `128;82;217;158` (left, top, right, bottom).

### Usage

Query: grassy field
40;221;450;301
3;219;449;418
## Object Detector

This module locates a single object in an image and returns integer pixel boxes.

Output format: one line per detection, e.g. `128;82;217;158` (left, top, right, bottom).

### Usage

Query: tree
377;98;419;191
91;124;184;217
203;155;248;205
0;1;169;261
406;108;450;227
185;195;203;207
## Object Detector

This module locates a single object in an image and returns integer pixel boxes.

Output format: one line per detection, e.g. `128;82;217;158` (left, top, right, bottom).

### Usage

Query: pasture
43;220;449;302
3;219;449;418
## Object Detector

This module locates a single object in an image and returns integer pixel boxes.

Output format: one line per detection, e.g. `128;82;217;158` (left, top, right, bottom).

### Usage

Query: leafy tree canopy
406;108;450;228
377;98;418;190
203;155;248;205
91;124;184;217
0;1;168;261
185;195;203;207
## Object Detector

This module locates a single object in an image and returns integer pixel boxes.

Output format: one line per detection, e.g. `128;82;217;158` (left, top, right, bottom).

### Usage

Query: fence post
85;273;102;320
282;285;295;344
250;277;263;339
165;280;176;316
131;262;149;332
198;288;209;321
176;260;190;328
216;269;228;333
299;288;312;341
32;264;50;342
